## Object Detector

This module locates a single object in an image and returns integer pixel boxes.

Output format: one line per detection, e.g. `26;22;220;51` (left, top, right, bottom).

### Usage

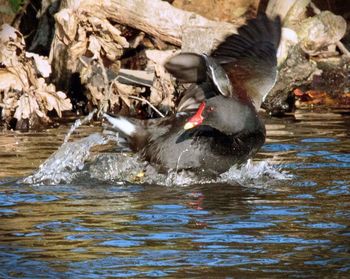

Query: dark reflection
175;182;255;214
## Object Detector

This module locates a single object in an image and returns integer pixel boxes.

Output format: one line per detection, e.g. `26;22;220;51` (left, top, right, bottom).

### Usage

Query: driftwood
50;0;237;87
47;0;238;118
263;46;319;114
106;0;236;47
309;2;349;57
48;0;348;115
263;0;349;114
266;0;310;26
173;0;259;23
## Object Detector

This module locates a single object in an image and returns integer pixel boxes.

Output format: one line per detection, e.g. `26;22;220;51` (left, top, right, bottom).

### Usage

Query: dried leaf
114;82;139;107
0;69;23;91
26;52;52;78
55;9;77;43
0;24;25;67
86;84;104;105
88;35;101;58
0;25;72;126
14;94;30;120
31;78;72;117
0;24;18;42
150;63;175;108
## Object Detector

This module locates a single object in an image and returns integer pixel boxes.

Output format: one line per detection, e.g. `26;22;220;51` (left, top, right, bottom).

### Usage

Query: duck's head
184;95;261;135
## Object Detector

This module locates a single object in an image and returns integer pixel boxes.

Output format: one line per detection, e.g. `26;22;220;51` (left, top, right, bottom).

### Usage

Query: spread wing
165;13;281;111
212;13;281;107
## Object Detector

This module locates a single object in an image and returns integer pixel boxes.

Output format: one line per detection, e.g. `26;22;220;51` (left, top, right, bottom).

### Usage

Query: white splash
23;133;113;185
219;159;293;185
64;109;97;144
150;159;291;187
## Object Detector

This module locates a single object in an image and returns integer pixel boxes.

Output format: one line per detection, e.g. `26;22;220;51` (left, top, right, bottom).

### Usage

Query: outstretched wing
164;53;207;83
164;53;233;98
212;13;281;64
165;13;281;111
212;13;281;107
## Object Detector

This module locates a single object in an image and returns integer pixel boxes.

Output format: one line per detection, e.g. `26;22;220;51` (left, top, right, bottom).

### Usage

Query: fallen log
105;0;235;47
49;0;237;88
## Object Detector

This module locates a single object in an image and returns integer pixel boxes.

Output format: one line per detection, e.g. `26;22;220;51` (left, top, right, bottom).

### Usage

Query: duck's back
141;114;265;174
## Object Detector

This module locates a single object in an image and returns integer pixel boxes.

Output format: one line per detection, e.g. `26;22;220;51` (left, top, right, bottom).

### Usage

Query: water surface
0;111;349;278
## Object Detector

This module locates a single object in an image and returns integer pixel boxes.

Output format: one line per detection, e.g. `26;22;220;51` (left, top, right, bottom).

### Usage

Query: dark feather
212;13;281;66
164;53;207;83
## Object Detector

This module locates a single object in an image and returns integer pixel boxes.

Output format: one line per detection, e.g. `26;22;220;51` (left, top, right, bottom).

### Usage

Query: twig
310;1;350;57
309;1;321;13
109;76;165;118
116;73;152;88
78;56;88;68
335;40;350;57
128;95;165;118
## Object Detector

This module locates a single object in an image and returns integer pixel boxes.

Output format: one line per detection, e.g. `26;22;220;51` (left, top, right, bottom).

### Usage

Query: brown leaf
0;69;23;91
55;9;78;43
25;52;52;78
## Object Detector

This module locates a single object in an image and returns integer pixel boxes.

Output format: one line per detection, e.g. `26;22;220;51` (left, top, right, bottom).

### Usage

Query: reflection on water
0;111;349;278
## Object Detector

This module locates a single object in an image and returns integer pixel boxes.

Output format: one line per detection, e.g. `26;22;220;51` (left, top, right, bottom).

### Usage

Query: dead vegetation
0;0;349;130
0;24;71;130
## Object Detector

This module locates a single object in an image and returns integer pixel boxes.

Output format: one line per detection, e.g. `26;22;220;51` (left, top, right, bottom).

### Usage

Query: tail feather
103;113;150;152
103;113;136;137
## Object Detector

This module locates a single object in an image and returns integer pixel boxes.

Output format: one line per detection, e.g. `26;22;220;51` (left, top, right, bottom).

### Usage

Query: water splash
129;159;291;187
64;109;97;144
23;143;291;186
85;153;147;183
22;110;115;185
150;169;210;187
22;133;113;185
220;159;293;185
21;106;291;186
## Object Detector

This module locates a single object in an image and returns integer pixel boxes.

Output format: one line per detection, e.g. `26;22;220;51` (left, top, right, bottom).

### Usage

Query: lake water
0;110;349;278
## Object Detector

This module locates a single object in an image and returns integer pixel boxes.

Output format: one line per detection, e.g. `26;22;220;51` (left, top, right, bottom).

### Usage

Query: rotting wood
117;69;154;88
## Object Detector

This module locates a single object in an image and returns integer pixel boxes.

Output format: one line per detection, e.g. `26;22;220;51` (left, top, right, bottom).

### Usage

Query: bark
266;0;310;26
262;46;318;114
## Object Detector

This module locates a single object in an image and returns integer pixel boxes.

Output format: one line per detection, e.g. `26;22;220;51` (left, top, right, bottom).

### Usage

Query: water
0;111;349;278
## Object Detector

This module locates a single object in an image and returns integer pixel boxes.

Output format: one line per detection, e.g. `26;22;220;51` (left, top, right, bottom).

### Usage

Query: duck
104;13;281;175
